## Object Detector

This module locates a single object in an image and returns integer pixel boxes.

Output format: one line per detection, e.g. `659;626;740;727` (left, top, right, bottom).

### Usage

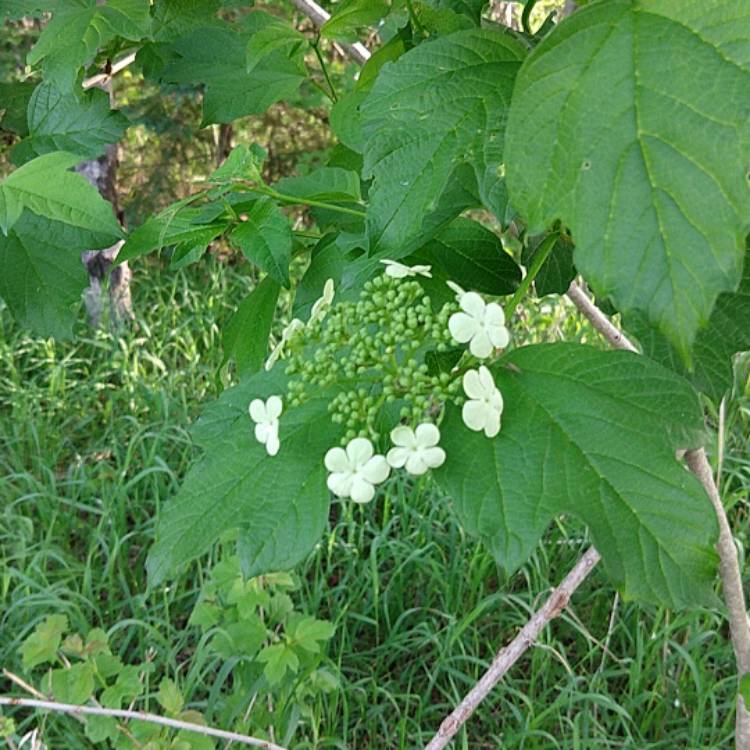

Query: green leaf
0;152;122;241
12;82;129;164
0;213;91;338
156;677;184;715
415;217;520;296
211;619;267;658
229;198;292;287
521;233;576;297
221;276;280;375
434;343;718;609
189;600;223;629
504;0;750;360
246;14;305;73
210;143;266;183
151;0;220;42
362;28;525;254
321;0;389;41
147;370;343;584
275;168;362;204
27;0;152;88
257;643;299;685
100;665;143;708
0;81;36;136
412;2;474;35
423;0;486;24
356;31;408;93
50;663;95;705
628;250;750;401
85;715;119;744
159;16;307;125
20;614;68;669
119;205;227;263
288;615;335;654
740;673;750;711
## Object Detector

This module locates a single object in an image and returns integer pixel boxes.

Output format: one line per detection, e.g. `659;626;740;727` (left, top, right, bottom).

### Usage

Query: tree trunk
75;88;132;329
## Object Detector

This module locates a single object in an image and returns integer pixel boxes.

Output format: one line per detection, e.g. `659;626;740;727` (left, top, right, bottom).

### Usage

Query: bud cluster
285;274;461;443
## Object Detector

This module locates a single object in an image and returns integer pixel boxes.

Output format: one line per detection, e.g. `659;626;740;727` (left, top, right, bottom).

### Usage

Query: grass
1;258;748;749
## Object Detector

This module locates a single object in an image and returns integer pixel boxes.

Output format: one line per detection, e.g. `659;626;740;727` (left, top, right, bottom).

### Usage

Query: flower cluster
246;260;512;504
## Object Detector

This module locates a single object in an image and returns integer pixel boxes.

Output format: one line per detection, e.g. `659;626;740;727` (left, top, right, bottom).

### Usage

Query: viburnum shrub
2;0;750;745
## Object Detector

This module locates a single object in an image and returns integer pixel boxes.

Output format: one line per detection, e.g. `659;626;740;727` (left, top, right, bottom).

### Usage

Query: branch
424;547;601;750
566;281;637;352
82;51;137;90
288;0;371;64
0;696;288;750
684;449;750;746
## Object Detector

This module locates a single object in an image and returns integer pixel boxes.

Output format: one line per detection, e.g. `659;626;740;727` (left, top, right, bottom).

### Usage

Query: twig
685;449;750;747
0;696;288;750
423;546;601;750
566;281;637;352
82;52;137;90
288;0;371;64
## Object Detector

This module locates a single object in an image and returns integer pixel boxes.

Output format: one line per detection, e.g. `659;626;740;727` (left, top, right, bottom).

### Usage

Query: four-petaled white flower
310;278;335;325
462;366;503;438
248;395;283;456
380;259;432;279
387;423;446;475
324;437;390;504
265;318;304;371
448;292;510;359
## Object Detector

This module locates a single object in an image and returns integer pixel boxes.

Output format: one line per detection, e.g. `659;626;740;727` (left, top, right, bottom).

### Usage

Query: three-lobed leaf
435;343;718;609
361;28;525;255
12;81;129;164
157;14;307;125
505;0;750;360
27;0;151;88
147;370;343;585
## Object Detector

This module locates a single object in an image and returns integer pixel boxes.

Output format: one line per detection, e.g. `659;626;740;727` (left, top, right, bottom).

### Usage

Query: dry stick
288;0;371;64
423;546;602;750
0;696;289;750
567;281;750;748
685;449;750;747
565;281;637;352
82;51;137;90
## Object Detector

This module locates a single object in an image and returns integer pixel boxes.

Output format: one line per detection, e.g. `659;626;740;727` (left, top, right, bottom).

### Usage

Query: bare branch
82;52;137;90
685;448;750;746
423;546;601;750
0;696;289;750
566;281;637;352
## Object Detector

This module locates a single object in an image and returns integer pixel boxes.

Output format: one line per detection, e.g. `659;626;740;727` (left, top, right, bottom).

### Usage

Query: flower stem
504;232;559;319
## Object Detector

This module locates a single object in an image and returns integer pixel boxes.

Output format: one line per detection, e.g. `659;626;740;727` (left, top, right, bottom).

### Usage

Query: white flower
462;366;503;438
310;278;335;325
380;259;432;279
265;318;304;371
386;423;446;475
324;437;390;504
448;291;510;358
248;395;283;456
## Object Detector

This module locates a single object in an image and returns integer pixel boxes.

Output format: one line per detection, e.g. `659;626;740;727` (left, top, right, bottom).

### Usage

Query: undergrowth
1;258;747;749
